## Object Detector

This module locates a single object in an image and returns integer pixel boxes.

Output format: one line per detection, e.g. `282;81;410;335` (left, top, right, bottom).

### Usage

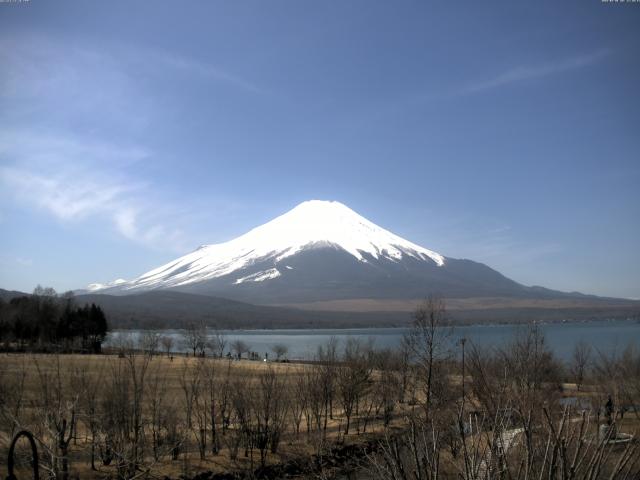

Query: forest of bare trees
1;298;639;479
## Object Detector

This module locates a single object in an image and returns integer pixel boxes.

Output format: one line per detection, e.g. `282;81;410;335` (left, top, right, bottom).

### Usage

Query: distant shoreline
105;318;640;362
109;315;640;332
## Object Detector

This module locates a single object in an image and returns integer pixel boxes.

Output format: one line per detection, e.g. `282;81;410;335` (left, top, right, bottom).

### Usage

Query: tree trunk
90;430;96;470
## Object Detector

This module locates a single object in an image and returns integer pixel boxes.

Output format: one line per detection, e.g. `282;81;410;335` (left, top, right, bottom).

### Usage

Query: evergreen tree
1;289;109;352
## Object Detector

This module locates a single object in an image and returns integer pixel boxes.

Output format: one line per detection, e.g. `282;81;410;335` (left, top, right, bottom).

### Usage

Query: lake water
107;319;640;361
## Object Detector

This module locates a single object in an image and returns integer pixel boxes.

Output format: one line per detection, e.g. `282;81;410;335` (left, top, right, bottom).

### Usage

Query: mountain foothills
59;200;637;328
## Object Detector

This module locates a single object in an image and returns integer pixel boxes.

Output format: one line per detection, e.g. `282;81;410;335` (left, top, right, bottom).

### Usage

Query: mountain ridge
82;200;632;306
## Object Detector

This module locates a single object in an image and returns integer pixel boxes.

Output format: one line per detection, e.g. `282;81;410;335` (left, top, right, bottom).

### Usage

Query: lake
107;319;640;361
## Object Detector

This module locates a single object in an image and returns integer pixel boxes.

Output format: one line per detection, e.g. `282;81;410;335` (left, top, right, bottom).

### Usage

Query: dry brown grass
0;352;403;479
3;350;636;480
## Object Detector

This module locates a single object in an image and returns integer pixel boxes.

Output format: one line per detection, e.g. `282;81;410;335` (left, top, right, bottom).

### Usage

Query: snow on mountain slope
86;279;128;291
89;200;445;293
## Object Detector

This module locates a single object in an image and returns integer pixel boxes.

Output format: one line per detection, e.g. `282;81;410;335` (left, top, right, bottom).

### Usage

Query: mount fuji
86;200;583;305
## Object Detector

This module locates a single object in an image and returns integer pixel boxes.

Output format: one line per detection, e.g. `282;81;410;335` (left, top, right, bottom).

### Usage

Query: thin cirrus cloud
349;49;612;127
426;215;563;273
461;49;610;94
1;32;265;102
146;50;266;95
0;33;264;253
14;257;33;267
0;131;189;253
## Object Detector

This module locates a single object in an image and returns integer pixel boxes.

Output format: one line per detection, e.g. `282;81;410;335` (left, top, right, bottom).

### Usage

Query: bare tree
112;332;134;357
270;343;289;361
254;366;289;466
139;331;160;357
147;362;182;463
370;348;400;428
160;335;174;357
367;333;638;480
397;337;412;403
618;344;640;419
192;359;209;459
467;343;506;418
0;354;28;438
571;340;592;392
101;351;152;480
203;358;221;454
406;295;452;417
465;325;563;474
74;361;104;471
148;365;167;461
502;324;562;431
33;355;79;480
179;358;202;429
290;371;308;436
182;322;207;357
304;364;330;460
218;359;234;436
367;405;639;480
229;376;253;464
592;344;640;421
231;339;250;359
336;338;372;434
207;329;227;358
316;337;338;426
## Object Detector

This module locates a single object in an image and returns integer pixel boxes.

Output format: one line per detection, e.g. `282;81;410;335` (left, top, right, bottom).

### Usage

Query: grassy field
1;345;638;480
0;352;405;479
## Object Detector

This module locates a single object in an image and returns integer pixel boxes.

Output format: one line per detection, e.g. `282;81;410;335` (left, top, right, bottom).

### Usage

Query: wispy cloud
147;50;266;94
465;234;563;266
0;32;265;102
338;49;612;130
461;49;610;94
425;214;563;271
15;257;33;267
0;33;253;253
0;255;33;269
0;131;188;252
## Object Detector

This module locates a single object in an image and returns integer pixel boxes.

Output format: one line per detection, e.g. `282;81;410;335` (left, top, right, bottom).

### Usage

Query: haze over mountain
85;200;607;307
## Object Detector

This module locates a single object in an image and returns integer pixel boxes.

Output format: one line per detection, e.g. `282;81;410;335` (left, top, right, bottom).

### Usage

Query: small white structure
599;424;634;444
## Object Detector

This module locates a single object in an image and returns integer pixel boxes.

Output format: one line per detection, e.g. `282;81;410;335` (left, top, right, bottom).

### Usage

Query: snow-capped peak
87;200;445;292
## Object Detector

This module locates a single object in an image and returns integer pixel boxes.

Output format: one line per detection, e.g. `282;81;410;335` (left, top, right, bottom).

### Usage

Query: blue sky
1;1;639;298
